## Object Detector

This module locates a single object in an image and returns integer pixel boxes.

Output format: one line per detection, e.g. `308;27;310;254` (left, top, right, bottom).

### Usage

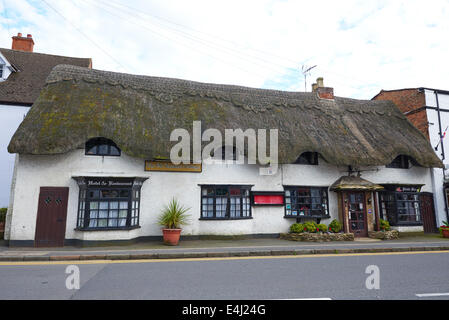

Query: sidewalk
0;234;448;262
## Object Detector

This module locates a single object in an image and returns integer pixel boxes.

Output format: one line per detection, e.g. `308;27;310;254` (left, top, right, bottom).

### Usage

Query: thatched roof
8;65;443;168
330;176;384;191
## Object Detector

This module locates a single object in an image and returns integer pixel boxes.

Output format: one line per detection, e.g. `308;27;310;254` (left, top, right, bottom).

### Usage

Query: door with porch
34;187;69;247
347;192;368;237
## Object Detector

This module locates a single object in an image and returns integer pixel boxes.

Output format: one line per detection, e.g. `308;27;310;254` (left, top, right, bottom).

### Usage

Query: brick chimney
312;77;334;99
11;33;34;52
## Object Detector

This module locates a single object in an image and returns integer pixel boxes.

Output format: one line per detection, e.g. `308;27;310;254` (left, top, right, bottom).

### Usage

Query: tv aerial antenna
301;65;317;92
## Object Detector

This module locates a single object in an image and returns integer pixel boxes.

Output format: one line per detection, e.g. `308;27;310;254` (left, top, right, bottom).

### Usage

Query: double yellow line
0;250;447;266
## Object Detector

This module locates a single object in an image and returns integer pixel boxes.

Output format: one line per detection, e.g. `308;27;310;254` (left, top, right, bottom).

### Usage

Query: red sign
253;195;284;205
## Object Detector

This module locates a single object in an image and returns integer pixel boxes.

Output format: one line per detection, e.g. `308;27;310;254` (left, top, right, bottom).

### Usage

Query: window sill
74;226;141;232
284;215;330;219
391;222;423;226
199;217;253;221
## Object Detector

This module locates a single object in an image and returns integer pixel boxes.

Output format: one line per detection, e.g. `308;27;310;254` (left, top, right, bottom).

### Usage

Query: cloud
0;0;448;100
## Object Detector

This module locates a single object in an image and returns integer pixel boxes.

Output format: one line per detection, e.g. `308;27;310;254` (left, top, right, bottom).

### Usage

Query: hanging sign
145;160;202;173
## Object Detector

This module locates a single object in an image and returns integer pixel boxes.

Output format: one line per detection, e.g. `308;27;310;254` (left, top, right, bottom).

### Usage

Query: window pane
99;210;108;218
86;146;97;155
98;219;107;227
110;146;120;156
98;144;109;155
110;202;119;209
119;210;127;218
99;202;108;210
120;202;128;209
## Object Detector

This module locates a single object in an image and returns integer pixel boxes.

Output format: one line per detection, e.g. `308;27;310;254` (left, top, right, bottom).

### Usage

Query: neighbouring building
373;88;449;229
0;33;92;208
4;66;442;247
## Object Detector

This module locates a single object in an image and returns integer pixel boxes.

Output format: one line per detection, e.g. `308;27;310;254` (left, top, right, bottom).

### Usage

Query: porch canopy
330;175;384;191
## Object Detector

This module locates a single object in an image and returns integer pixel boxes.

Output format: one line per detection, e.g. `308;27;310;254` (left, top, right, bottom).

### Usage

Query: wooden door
347;192;368;237
35;187;69;247
420;192;437;233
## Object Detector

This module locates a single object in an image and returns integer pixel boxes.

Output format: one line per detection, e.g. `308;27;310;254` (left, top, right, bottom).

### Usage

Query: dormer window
85;137;121;156
386;155;410;169
294;152;318;165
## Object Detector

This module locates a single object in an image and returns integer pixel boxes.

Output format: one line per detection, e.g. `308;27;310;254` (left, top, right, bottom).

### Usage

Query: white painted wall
7;149;433;242
424;89;449;226
0;104;30;207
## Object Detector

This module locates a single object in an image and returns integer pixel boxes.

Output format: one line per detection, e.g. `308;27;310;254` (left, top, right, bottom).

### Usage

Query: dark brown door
420;192;437;233
35;187;69;247
347;192;368;237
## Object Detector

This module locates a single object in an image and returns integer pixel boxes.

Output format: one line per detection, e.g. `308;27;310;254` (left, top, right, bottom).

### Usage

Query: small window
0;65;3;79
284;186;329;218
386;155;409;169
85;137;121;156
201;185;251;219
294;152;318;165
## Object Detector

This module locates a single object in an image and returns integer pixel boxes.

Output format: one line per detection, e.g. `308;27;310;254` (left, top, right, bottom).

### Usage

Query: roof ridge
0;48;91;61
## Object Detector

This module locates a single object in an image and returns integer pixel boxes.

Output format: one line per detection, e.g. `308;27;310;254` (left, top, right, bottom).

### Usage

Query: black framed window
0;65;3;79
386;155;410;169
294;152;318;165
201;185;251;219
75;177;145;230
379;185;422;226
284;186;329;218
85;137;121;156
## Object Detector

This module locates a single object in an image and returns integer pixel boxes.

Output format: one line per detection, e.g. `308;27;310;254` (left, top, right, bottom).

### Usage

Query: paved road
0;251;448;300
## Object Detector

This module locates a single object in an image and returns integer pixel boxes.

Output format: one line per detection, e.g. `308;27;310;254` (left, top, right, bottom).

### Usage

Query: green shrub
0;208;7;223
317;223;328;233
157;198;190;229
380;219;390;231
328;219;342;233
290;223;305;233
303;221;319;233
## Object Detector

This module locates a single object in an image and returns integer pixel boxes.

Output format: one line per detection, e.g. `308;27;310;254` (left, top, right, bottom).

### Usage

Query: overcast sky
1;0;449;99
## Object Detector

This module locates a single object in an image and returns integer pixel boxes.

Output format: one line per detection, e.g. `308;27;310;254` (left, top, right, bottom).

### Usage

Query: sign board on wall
145;161;202;173
251;191;285;206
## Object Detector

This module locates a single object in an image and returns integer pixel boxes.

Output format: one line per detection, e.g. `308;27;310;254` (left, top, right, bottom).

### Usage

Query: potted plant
157;198;190;246
439;221;449;239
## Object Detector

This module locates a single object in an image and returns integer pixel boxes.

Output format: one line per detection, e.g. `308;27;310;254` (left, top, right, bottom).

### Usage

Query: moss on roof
8;65;443;168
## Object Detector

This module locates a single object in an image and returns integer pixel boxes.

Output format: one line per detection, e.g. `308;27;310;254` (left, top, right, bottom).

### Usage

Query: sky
1;0;449;99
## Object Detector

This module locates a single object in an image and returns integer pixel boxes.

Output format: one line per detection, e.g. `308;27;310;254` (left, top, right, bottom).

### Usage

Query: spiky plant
157;198;190;229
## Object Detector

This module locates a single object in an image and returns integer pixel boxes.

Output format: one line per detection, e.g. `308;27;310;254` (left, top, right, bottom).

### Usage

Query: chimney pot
314;77;334;99
12;32;34;52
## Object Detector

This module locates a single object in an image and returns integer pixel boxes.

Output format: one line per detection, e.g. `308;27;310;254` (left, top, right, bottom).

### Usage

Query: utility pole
301;65;317;92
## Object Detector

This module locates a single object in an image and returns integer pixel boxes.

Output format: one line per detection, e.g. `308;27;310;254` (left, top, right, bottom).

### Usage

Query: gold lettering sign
145;161;202;172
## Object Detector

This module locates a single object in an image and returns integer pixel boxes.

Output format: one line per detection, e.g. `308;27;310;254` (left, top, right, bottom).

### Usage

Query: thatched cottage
4;65;442;246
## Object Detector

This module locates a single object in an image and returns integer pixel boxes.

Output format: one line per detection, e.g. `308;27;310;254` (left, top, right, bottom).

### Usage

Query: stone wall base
280;232;354;242
368;230;399;240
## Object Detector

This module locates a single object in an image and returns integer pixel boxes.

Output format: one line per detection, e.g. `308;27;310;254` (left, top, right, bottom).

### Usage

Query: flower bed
368;230;399;240
280;232;354;242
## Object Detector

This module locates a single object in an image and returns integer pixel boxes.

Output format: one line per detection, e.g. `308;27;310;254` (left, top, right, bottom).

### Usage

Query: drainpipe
434;90;449;223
